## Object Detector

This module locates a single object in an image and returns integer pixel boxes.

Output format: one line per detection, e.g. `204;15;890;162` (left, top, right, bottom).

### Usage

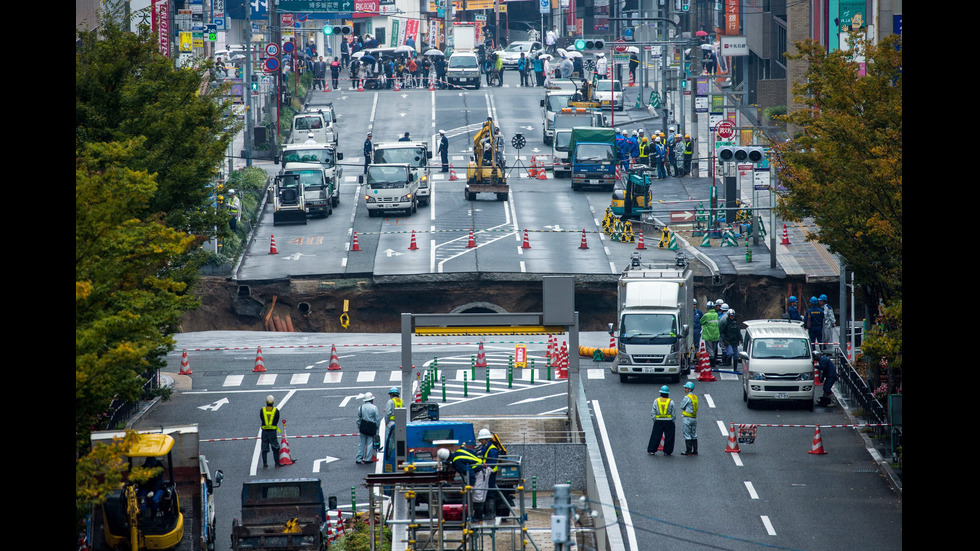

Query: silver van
739;319;816;411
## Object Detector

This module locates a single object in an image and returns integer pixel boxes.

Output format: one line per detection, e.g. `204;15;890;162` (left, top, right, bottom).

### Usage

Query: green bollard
532;476;537;508
441;373;446;402
486;364;491;392
530;359;535;384
351;487;357;516
547;356;552;381
508;363;513;388
464;371;468;397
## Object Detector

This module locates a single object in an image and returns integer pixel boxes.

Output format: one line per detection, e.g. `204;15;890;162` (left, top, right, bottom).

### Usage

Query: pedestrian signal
250;74;259;91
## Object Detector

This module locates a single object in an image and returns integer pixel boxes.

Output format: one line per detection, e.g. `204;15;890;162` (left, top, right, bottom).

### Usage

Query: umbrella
352;51;367;58
696;30;709;37
394;45;415;54
700;44;715;51
625;46;639;54
359;54;377;64
423;49;445;57
564;50;583;58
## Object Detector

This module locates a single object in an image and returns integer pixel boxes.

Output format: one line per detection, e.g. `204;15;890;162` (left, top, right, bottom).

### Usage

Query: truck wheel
332;196;339;207
411;200;418;214
670;373;680;384
619;373;629;383
496;192;507;201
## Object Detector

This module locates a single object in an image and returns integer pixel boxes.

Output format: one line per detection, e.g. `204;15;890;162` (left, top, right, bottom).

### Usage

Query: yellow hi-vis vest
389;397;403;420
655;397;673;419
683;394;699;418
262;407;279;432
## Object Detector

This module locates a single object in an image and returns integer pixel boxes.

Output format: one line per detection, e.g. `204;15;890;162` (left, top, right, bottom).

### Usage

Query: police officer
647;385;676;456
260;395;282;468
363;132;373;174
439;130;449;172
692;299;703;356
477;428;500;520
787;295;802;321
384;387;402;430
679;382;699;455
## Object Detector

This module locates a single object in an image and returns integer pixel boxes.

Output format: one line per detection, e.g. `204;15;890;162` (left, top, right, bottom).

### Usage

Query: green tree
769;35;902;303
76;16;241;236
76;140;200;453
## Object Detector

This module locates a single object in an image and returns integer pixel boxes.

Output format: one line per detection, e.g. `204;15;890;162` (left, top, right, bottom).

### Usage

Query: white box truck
611;254;695;383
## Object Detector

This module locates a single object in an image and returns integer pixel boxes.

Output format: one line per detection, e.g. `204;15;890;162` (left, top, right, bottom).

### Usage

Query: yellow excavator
568;77;600;109
465;117;508;201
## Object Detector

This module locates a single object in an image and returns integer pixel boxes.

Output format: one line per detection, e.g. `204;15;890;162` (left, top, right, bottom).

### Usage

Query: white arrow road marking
384;249;404;257
313;456;341;472
198;398;229;412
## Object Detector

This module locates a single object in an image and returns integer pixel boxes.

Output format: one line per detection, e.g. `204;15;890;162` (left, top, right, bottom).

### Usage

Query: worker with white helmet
477;428;501;520
720;308;742;367
680;382;699;455
355;392;381;464
700;301;720;368
260;395;282;468
647;385;676;456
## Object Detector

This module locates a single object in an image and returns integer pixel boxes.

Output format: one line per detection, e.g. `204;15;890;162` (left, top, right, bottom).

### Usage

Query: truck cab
275;144;343;208
552;129;573;178
373;141;432;206
360;164;419;216
447;51;481;89
540;91;573;145
612;257;695;383
569;126;618;192
289;110;334;146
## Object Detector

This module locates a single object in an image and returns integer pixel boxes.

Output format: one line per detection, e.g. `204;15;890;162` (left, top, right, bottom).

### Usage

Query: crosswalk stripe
223;374;244;387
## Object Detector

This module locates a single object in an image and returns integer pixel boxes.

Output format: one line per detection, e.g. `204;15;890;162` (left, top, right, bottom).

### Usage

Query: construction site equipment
466;117;508;201
231;479;328;550
271;173;308;225
610;164;656;219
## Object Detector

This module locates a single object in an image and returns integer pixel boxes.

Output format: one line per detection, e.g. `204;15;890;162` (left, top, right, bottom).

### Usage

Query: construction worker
638;136;650;165
683;135;694;176
804;296;824;349
819;294;836;353
692;299;703;356
679;382;699;455
787;295;802;321
653;136;666;179
816;353;838;406
355;392;380;464
227;188;241;231
699;301;720;367
477;428;500;520
647;385;676;456
439;444;492;518
260;395;282;468
384;387;403;430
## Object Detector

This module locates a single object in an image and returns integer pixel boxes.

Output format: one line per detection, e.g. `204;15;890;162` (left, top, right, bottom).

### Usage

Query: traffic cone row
253;346;267;372
696;342;716;381
269;235;279;254
278;421;294;466
528;157;539;178
179;349;192;375
555;341;569;379
408;230;419;250
328;344;342;370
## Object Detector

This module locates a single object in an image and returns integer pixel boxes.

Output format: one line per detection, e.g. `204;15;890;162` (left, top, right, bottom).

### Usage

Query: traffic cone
178;349;192;375
808;425;828;455
429;78;436;91
724;423;741;453
636;230;646;250
521;228;531;249
615;164;622;181
357;80;364;92
781;224;790;245
537;162;548;180
628;72;635;87
269;235;279;254
528;158;538;178
697;342;716;381
475;341;488;368
449;164;460;181
328;344;342;370
351;232;360;252
578;229;589;249
408;230;419;250
657;435;665;452
278;422;294;466
394;78;401;91
467;228;476;248
253;346;267;372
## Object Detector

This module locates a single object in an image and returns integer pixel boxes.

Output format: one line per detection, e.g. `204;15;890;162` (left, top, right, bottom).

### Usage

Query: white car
596;79;624;111
497;41;542;69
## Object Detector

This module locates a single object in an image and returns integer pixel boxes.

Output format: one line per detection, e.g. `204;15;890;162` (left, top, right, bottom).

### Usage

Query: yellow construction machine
465;117;509;201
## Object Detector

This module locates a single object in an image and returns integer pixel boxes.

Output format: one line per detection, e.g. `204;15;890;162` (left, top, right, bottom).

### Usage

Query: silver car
498;41;542;69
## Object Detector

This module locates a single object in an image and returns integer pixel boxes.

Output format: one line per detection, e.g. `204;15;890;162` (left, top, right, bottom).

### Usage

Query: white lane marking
592;400;639;551
761;515;777;536
744;481;759;499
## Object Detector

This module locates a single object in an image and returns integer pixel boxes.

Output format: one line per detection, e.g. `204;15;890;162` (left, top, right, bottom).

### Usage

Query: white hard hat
228;189;236;195
728;309;736;316
597;53;605;57
363;392;375;402
308;132;315;138
437;448;450;461
706;300;715;307
721;303;730;311
478;428;492;440
266;395;275;404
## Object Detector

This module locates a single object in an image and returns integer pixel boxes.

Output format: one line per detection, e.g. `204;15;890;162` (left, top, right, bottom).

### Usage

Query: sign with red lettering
354;0;378;18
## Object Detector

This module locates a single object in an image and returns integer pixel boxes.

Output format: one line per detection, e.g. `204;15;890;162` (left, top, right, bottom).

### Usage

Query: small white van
739;319;816;411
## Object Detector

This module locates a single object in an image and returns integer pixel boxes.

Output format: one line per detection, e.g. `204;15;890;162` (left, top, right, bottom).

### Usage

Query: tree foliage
75;430;161;525
769;34;902;302
75;17;241;236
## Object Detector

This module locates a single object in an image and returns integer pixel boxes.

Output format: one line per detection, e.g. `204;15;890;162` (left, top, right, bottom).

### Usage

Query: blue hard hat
660;385;670;395
684;382;694;391
819;294;828;301
810;296;818;305
788;296;797;303
389;387;399;395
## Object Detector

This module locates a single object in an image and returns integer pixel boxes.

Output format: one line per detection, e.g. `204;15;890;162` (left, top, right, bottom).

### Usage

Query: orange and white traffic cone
808;425;828;455
521;228;531;249
178;349;193;375
429;78;436;91
724;423;741;453
328;344;342;370
628;72;635;87
394;79;401;91
449;164;460;181
697;342;717;382
351;232;360;252
278;422;294;466
636;230;646;250
269;235;279;254
537;161;548;180
528;158;538;178
408;230;419;250
578;229;589;249
253;346;267;372
781;224;791;245
475;341;488;368
467;228;476;248
357;80;364;92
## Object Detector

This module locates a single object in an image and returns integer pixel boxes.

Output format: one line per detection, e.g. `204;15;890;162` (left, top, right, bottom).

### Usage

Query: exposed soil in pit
178;275;845;334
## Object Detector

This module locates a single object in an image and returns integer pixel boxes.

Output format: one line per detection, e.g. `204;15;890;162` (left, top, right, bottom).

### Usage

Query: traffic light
250;74;258;91
324;24;352;36
574;39;605;50
716;145;764;163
